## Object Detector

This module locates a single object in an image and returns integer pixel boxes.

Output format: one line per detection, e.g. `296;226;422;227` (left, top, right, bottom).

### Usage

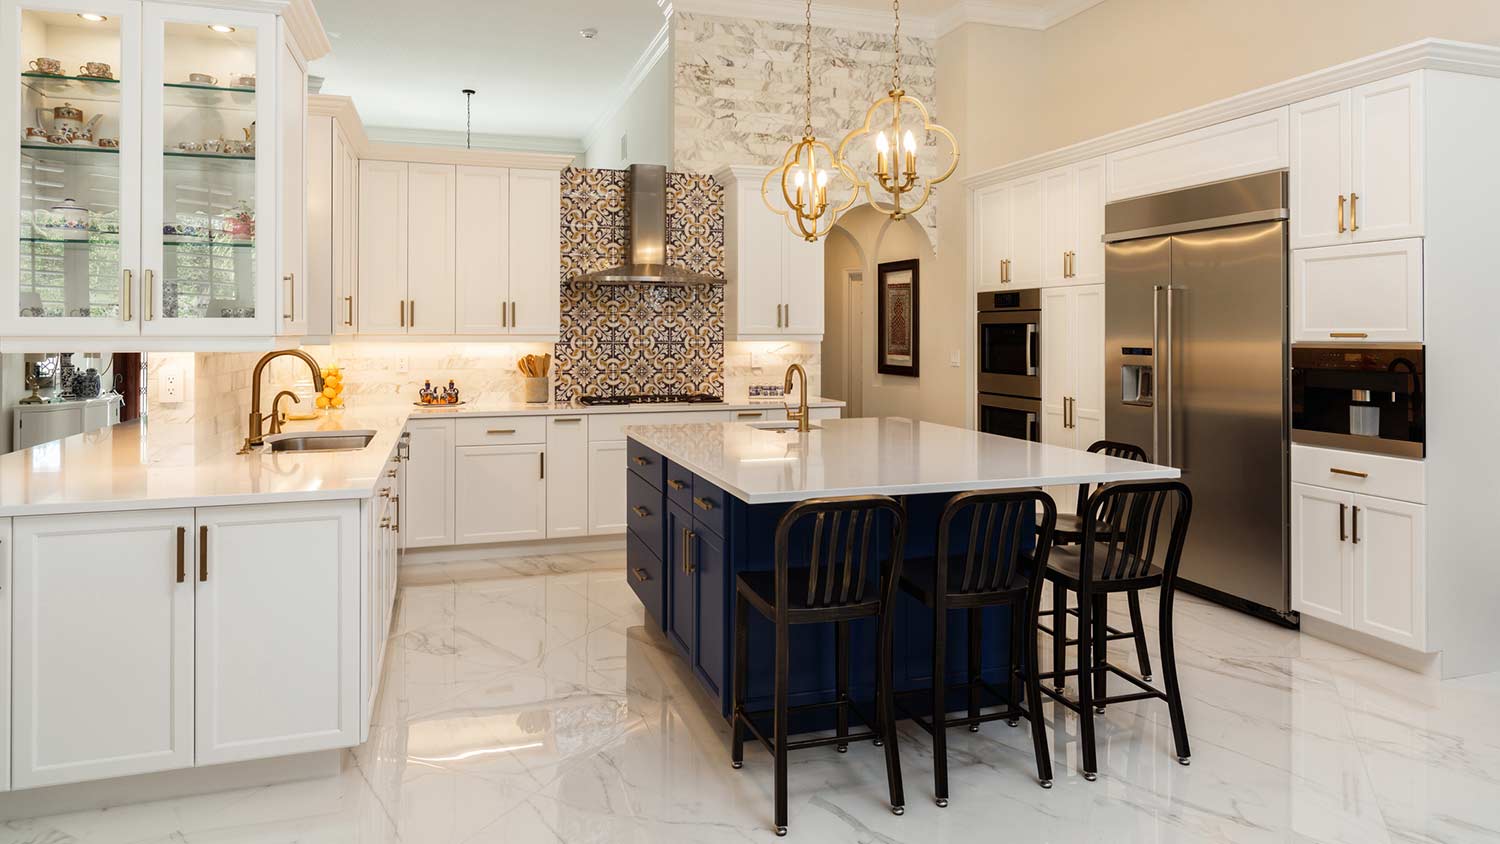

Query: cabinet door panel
691;524;727;703
666;503;693;657
1039;286;1074;449
1007;175;1044;289
1352;495;1426;650
976;184;1010;292
12;509;195;788
1070;285;1106;445
1292;239;1422;343
337;135;359;334
454;165;508;334
1290;483;1353;626
545;416;588;538
1042;166;1073;287
1071;158;1107;285
406;163;456;334
357;160;408;334
728;180;783;335
455;444;546;543
1351;72;1424;243
589;439;629;535
782;235;824;336
507;168;560;336
196;501;360;765
277;32;307;334
1289;91;1352;249
403;419;455;547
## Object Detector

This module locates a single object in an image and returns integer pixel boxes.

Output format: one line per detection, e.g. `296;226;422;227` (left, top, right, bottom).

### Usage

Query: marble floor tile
5;550;1498;844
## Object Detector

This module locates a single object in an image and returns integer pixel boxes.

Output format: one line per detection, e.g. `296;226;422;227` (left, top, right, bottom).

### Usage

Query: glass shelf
163;81;255;110
20;236;121;245
163;237;254;249
21;142;119;158
21;72;121;101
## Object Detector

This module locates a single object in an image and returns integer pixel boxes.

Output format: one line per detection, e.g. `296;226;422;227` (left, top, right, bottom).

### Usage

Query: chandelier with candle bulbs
837;0;959;221
761;0;858;241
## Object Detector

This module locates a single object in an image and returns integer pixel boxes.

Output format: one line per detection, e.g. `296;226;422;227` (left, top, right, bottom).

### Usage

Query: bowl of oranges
316;365;346;410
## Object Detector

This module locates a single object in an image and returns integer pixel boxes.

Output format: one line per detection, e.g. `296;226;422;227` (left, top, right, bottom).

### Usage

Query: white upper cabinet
1291;71;1424;249
454;165;509;334
1106;107;1289;203
974;182;1010;291
276;23;306;335
357;159;407;333
405;162;456;334
1071;157;1107;285
307;103;360;338
977;158;1104;292
505;167;561;336
718;165;825;339
1042;167;1072;287
1292;238;1422;343
1007;174;1044;288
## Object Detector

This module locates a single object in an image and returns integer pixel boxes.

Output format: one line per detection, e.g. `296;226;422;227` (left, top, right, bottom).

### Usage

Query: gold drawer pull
379;488;391;498
631;567;650;583
667;479;686;491
737;411;764;418
693;496;716;512
632;506;650;518
1330;332;1369;339
487;428;516;435
632;456;650;466
554;417;582;423
1330;468;1369;479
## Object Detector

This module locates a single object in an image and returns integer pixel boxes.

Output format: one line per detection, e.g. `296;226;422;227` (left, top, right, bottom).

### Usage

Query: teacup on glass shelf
78;62;113;80
27;57;62;75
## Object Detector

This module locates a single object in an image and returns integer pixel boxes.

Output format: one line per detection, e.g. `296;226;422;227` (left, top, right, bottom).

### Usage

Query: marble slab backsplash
554;167;726;401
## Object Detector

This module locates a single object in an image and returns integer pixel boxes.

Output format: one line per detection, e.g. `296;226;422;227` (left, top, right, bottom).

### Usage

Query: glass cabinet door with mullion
141;1;274;336
3;0;142;336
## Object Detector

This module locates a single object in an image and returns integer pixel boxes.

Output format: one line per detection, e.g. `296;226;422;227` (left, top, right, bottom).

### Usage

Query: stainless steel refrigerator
1103;171;1291;620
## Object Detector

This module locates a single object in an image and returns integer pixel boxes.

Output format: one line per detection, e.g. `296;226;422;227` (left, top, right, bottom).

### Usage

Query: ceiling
307;0;1099;150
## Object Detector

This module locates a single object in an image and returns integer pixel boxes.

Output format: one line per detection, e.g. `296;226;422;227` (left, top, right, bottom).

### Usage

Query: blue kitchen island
622;417;1178;723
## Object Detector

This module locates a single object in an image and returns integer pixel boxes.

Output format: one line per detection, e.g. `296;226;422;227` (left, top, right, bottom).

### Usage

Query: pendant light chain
803;0;813;138
891;0;902;92
462;88;476;150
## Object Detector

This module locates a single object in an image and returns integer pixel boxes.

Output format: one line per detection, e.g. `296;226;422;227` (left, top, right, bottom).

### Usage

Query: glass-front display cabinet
3;0;281;339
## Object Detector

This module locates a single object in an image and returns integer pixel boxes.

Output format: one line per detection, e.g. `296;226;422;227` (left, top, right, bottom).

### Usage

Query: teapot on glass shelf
36;103;103;143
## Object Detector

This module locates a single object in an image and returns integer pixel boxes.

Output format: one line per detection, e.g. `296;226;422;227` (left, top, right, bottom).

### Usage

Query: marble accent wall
554;167;726;400
672;11;941;240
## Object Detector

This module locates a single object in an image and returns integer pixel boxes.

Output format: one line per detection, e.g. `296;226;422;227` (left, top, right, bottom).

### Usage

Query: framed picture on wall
876;259;919;377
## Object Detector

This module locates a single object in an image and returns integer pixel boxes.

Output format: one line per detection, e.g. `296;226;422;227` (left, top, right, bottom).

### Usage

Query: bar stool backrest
774;495;908;611
1074;440;1150;519
1079;480;1193;586
935;489;1058;597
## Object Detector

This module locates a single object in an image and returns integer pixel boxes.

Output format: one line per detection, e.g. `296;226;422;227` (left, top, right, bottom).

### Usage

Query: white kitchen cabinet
1291;482;1354;627
1292;238;1422;343
0;518;11;792
507;168;562;336
1106;107;1289;202
402;418;455;548
1041;284;1104;510
1289;72;1424;249
1007;174;1044;289
454;165;510;334
363;452;399;737
718;165;825;339
1042;167;1072;287
455;444;546;544
545;415;589;538
405;163;456;334
1071;158;1107;286
307;104;362;337
978;159;1101;292
974;182;1011;292
337;127;359;334
588;439;628;535
277;25;308;335
194;500;360;765
357;160;409;334
12;509;195;788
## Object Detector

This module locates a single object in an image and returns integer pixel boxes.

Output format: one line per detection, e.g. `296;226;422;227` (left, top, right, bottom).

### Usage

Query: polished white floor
4;549;1497;843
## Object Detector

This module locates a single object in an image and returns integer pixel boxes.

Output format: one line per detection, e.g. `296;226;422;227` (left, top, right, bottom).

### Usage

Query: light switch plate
949;349;961;367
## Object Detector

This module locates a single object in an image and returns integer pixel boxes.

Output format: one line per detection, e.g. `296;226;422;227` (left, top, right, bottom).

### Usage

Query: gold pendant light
762;0;858;242
837;0;959;221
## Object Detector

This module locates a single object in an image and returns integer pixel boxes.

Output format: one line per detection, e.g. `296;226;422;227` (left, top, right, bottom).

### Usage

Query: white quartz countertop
0;397;845;516
623;417;1181;504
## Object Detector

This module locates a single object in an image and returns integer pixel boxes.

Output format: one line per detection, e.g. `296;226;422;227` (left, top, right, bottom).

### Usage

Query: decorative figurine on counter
419;379;436;404
444;380;460;405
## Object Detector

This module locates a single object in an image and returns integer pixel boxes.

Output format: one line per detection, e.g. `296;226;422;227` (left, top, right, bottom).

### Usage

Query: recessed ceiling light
77;13;107;22
579;27;598;40
208;24;235;33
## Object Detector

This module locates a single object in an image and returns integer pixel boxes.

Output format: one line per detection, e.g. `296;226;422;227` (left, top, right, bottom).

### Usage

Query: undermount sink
264;430;376;453
746;421;821;432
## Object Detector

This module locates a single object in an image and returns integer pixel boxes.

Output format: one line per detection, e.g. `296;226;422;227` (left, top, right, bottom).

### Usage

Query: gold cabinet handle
408;299;415;327
145;269;155;320
1330;332;1369;339
553;417;582;423
511;301;517;326
176;526;186;584
399;300;405;327
1330;468;1369;479
632;506;650;518
198;525;208;582
386;468;397;478
501;297;508;327
379;517;391;528
1349;192;1359;232
632;456;649;466
667;479;686;491
1339;502;1347;542
1351;505;1360;544
379;488;390;498
693;496;715;512
683;528;696;575
487;428;516;435
1337;194;1347;233
631;567;650;583
283;273;295;321
737;411;763;419
1002;258;1010;284
345;295;354;326
122;269;133;321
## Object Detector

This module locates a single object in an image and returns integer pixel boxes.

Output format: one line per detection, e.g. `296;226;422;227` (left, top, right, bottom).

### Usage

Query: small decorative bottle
419;380;434;404
446;380;460;404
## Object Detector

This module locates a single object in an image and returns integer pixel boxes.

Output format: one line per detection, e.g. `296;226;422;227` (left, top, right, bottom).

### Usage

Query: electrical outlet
396;356;409;374
159;367;183;403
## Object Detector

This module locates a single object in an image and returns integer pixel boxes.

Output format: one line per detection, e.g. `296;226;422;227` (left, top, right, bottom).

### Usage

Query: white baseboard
400;534;626;566
1300;616;1442;677
0;750;344;821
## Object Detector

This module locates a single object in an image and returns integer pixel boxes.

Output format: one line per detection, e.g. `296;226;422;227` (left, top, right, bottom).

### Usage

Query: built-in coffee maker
1291;345;1424;458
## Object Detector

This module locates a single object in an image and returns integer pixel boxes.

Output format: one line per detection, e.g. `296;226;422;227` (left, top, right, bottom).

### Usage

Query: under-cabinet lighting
208;24;236;33
77;13;107;22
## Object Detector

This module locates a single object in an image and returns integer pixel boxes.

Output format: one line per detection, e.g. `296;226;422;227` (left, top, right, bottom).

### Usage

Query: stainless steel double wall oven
976;289;1041;442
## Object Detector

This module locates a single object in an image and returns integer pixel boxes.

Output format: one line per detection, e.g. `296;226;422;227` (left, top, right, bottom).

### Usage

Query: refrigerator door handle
1164;284;1176;468
1152;284;1163;463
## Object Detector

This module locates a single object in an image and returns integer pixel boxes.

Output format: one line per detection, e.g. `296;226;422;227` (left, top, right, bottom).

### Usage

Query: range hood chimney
570;164;723;286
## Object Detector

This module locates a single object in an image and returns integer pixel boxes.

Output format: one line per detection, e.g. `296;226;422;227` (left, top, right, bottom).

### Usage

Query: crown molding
963;38;1500;190
282;0;331;62
176;0;289;13
675;0;1103;39
365;126;583;157
581;18;672;154
309;95;577;168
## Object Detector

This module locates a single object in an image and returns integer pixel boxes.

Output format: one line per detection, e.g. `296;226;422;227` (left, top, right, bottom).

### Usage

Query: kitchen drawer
626;470;665;559
728;407;784;423
1291;444;1425;504
666;461;694;509
627;440;665;489
455;416;546;446
690;475;728;538
626;530;665;627
590;410;729;442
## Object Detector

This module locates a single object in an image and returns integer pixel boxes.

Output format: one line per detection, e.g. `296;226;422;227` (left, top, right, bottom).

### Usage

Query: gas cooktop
577;393;725;407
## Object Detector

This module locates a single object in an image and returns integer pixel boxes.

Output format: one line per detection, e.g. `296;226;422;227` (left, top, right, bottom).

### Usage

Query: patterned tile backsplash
554;167;726;401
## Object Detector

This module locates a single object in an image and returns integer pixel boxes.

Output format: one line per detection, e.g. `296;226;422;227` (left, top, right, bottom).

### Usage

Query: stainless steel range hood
570;164;723;286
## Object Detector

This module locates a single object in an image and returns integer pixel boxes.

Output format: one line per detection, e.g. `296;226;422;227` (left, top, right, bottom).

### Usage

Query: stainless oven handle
1024;323;1037;376
1027;411;1038;443
1152;285;1163;464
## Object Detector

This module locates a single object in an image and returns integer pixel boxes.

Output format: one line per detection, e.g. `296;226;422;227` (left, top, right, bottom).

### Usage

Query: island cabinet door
12;509;196;789
194;501;360;766
666;502;694;658
689;523;728;702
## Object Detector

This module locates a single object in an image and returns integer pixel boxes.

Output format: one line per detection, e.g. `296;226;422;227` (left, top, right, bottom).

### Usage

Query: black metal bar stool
730;495;908;837
1039;440;1156;683
1039;480;1194;780
895;489;1058;802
